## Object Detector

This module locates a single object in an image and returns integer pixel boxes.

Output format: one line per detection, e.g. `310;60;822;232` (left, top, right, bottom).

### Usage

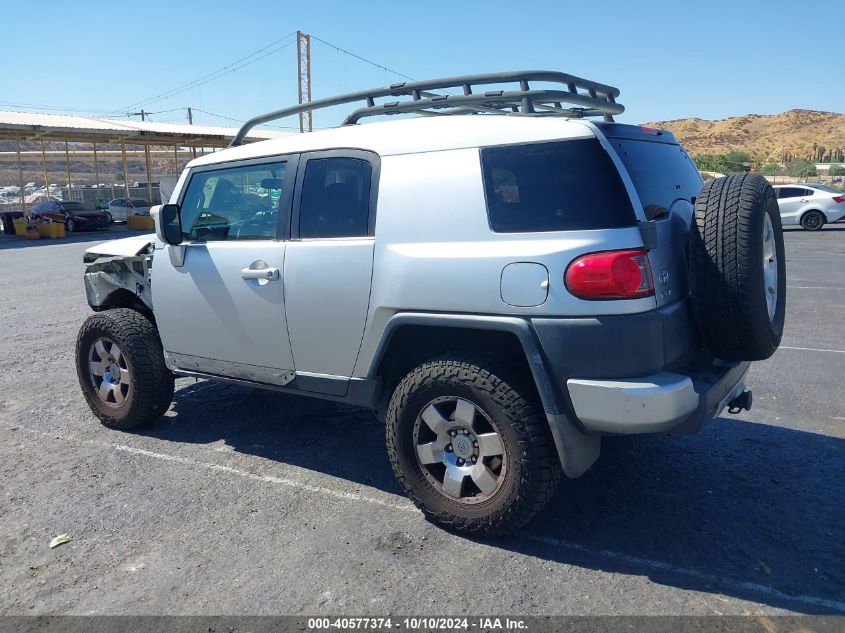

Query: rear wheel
76;308;174;430
66;218;76;233
386;353;560;537
800;210;825;231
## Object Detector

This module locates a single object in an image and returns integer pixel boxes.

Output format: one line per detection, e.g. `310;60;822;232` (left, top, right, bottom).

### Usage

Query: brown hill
643;109;845;163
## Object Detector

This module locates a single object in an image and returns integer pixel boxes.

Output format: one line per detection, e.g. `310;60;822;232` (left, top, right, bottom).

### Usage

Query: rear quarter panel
353;145;654;376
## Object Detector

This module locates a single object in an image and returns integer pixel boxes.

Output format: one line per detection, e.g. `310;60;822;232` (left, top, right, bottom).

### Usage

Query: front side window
298;157;372;238
481;139;637;233
179;162;287;241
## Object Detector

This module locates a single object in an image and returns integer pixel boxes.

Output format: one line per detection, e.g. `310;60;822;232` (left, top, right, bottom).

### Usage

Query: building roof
189;115;594;167
0;110;291;147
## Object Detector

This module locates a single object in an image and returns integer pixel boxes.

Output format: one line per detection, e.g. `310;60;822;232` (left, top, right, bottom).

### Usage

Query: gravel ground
0;225;842;616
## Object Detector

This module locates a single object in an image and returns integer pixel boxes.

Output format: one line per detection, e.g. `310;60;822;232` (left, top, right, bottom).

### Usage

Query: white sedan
108;198;153;223
774;184;845;231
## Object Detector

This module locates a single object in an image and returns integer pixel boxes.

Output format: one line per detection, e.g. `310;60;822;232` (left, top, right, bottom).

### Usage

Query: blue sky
2;0;841;130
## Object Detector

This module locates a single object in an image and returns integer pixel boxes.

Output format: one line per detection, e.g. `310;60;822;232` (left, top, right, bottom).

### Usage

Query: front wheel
800;210;825;231
386;354;560;537
66;218;76;233
76;308;174;430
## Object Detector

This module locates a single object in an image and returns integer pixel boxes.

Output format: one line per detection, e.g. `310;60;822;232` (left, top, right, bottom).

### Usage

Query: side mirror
154;203;183;245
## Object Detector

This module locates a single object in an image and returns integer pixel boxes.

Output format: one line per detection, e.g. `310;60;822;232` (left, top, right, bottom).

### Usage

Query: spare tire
688;173;786;361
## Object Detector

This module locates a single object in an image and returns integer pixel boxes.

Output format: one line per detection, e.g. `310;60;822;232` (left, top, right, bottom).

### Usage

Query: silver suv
76;71;787;536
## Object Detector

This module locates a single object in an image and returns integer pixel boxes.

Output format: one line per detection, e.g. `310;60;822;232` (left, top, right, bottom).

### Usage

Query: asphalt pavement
0;225;842;616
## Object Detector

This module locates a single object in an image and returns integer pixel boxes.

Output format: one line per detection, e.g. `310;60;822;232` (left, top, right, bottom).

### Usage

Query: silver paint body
85;115;746;435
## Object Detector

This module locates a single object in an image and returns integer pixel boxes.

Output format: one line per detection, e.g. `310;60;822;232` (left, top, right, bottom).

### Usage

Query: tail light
565;249;655;300
833;196;844;204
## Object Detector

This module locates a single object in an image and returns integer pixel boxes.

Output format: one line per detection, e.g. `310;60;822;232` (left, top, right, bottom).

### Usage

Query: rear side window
298;157;372;238
480;139;636;233
611;139;702;213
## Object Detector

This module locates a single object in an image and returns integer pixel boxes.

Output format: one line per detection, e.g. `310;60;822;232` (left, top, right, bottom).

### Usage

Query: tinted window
63;201;84;211
777;187;804;199
179;162;287;241
480;139;637;233
130;199;151;207
612;139;702;212
298;157;371;238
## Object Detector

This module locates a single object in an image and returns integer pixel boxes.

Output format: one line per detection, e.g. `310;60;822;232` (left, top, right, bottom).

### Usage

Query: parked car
0;209;24;235
31;200;112;232
76;71;784;536
108;198;153;222
774;183;845;230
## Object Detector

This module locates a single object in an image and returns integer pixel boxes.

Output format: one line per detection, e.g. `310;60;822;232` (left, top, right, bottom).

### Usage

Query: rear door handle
241;267;280;281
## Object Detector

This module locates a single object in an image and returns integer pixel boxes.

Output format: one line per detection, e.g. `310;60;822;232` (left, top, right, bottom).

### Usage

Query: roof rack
230;70;623;147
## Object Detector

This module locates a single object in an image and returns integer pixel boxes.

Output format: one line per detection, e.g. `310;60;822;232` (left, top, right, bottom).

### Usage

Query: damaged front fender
84;255;153;311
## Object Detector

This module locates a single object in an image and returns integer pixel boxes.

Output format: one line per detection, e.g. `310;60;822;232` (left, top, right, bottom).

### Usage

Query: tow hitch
727;390;753;414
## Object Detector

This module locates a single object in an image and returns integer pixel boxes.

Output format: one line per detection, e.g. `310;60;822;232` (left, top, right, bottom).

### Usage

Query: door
153;157;299;385
284;151;378;394
777;187;810;225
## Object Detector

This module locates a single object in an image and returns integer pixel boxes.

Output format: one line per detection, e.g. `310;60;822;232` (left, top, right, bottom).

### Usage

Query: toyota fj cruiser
76;71;786;535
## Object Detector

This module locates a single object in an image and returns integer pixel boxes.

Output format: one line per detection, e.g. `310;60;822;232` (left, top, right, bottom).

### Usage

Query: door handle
241;267;280;281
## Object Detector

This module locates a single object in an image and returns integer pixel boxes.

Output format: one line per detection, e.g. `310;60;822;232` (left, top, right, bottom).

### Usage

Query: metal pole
40;140;49;209
65;139;72;199
92;140;100;194
121;141;130;199
187;107;197;158
174;143;178;175
296;31;312;133
15;137;25;218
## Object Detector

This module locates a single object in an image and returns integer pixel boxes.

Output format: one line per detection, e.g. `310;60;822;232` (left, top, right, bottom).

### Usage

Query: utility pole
187;107;196;158
127;109;154;202
297;31;312;133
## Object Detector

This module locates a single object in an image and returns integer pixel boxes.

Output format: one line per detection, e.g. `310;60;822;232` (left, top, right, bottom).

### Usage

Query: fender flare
368;313;600;477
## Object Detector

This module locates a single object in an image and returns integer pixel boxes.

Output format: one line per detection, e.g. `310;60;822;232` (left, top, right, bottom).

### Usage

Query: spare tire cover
688;173;786;361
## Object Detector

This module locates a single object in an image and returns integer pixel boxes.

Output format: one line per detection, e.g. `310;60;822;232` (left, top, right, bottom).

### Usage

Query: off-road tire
76;308;174;430
800;210;825;231
386;353;561;537
689;173;786;361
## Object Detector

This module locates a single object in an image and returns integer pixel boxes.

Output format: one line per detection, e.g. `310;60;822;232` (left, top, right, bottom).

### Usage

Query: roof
0;110;291;146
189;115;595;167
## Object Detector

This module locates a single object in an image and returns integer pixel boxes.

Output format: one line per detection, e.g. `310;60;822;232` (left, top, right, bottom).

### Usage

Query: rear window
611;139;702;213
480;138;637;233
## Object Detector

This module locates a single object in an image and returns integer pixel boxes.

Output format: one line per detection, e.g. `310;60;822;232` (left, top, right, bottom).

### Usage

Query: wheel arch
800;208;828;223
367;313;600;478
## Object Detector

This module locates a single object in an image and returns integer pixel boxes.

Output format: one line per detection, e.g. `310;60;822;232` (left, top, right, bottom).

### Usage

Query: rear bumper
531;301;752;435
567;361;750;434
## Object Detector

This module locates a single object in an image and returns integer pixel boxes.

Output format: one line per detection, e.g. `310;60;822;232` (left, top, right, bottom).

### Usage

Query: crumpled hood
83;233;157;263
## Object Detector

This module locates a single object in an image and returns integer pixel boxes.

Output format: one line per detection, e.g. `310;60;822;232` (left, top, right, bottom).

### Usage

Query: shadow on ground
140;379;844;614
0;227;150;250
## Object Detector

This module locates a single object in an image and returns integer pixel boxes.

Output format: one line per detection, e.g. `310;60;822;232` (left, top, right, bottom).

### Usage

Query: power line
310;35;416;82
191;107;324;130
112;31;298;114
0;100;116;115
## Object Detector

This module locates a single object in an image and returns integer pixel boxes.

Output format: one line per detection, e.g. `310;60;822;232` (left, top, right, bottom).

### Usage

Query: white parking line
779;346;845;354
6;423;845;613
112;443;416;511
786;285;845;290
